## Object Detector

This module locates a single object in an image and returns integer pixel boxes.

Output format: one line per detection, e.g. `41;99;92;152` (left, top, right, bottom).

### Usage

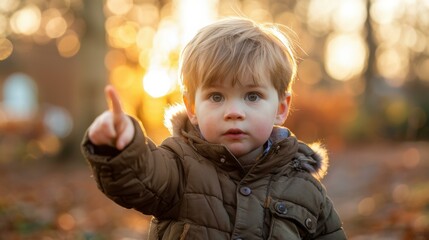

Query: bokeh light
37;133;62;156
110;64;137;90
106;0;133;16
0;37;13;60
332;0;366;32
401;147;420;169
376;46;409;86
358;197;376;216
325;33;367;81
105;49;127;71
385;99;408;126
130;3;159;26
45;15;68;39
57;213;76;231
10;4;41;35
307;0;334;36
56;31;80;57
0;0;20;13
392;184;409;203
0;1;84;61
2;73;38;119
43;105;73;138
370;0;401;25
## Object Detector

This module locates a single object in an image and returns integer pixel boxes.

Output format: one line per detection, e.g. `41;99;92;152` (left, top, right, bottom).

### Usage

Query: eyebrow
205;80;267;89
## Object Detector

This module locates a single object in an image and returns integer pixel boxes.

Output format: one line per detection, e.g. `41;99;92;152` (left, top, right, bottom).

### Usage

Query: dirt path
323;142;429;239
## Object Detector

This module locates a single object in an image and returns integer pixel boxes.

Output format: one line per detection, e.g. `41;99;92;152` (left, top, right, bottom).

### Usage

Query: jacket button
220;157;226;163
305;218;313;229
275;202;287;214
239;186;252;196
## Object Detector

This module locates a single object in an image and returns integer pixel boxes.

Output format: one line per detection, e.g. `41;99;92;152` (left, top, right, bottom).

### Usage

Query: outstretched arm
81;85;183;217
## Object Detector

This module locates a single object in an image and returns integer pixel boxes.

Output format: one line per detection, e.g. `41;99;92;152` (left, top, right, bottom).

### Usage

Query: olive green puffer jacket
81;107;347;240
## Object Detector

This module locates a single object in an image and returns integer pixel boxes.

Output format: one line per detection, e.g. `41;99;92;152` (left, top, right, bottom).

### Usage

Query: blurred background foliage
0;0;428;239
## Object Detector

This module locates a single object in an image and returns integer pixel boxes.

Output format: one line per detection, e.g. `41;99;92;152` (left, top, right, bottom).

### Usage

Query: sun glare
139;0;218;98
325;33;367;81
143;67;175;98
175;0;218;45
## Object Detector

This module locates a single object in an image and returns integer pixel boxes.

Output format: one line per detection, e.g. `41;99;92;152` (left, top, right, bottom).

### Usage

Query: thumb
115;121;133;150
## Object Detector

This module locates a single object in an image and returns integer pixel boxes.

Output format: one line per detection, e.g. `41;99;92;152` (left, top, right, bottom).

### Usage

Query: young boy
82;17;347;239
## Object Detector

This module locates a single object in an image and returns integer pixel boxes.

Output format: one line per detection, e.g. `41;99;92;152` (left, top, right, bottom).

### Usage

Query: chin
228;148;248;158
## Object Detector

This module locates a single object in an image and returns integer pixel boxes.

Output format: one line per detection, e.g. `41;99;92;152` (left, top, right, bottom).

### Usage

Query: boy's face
184;78;290;158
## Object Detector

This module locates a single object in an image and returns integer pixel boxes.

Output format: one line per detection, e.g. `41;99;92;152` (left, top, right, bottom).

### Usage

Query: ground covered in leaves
1;142;428;240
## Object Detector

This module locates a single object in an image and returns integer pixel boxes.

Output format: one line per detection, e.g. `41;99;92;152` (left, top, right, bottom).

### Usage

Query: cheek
195;107;216;124
254;120;274;137
251;111;276;136
195;112;218;139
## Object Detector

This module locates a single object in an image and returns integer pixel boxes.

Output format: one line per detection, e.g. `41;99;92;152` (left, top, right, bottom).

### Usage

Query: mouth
223;128;245;136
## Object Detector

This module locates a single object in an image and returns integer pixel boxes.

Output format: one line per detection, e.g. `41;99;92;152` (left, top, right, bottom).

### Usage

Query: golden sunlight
139;0;219;98
325;33;367;81
110;64;137;90
143;67;175;98
175;0;218;45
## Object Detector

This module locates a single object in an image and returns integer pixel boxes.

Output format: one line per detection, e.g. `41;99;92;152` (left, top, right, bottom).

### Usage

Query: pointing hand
88;85;134;150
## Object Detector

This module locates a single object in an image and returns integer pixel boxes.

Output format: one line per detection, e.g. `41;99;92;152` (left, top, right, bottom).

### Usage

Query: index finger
105;85;123;118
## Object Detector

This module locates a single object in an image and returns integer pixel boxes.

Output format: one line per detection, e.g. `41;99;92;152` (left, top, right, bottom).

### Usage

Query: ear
183;95;198;125
274;93;291;125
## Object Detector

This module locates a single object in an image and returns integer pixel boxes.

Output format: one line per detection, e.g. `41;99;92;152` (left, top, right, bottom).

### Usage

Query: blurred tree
358;0;429;142
261;0;429;142
74;0;107;147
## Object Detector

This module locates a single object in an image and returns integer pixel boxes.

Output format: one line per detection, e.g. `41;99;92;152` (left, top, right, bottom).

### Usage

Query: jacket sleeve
313;191;348;239
81;116;184;217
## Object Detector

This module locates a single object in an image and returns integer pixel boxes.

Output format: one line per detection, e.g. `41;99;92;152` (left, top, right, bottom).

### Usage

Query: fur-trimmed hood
164;104;330;179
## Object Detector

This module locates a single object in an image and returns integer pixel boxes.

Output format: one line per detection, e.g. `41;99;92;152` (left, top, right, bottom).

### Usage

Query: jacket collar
164;104;329;180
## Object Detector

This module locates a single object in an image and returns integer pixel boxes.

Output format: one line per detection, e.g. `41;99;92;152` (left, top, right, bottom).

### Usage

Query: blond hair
179;17;299;103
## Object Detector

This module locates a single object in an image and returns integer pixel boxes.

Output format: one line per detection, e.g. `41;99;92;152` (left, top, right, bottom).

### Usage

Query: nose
224;100;245;120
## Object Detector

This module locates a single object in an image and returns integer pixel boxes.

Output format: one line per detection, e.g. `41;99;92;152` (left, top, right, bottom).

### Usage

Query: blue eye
210;93;224;102
246;92;260;102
